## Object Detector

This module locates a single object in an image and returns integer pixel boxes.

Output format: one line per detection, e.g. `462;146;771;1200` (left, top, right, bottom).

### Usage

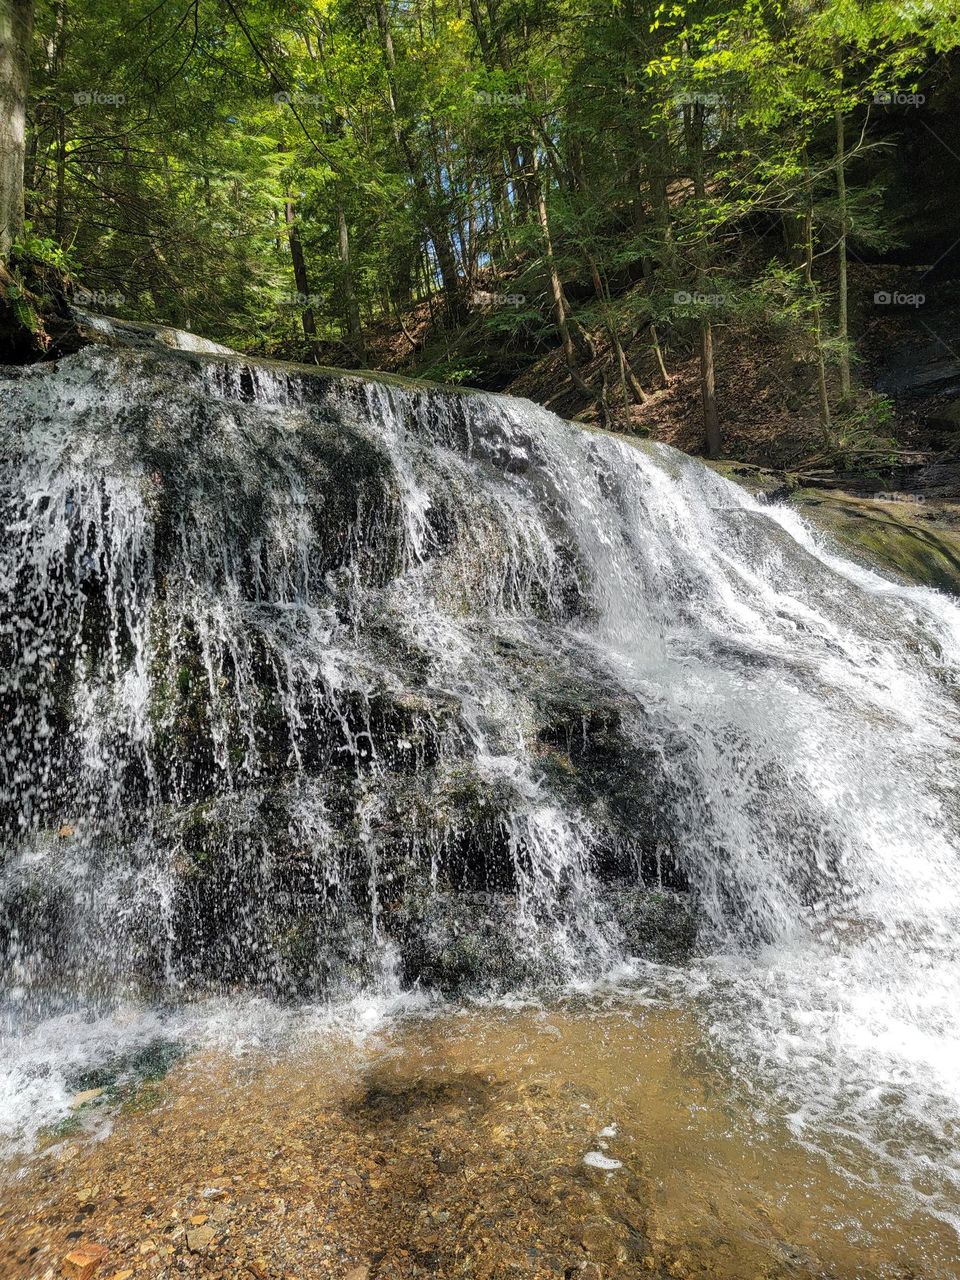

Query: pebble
583;1151;623;1170
69;1089;106;1110
61;1242;109;1280
186;1225;216;1252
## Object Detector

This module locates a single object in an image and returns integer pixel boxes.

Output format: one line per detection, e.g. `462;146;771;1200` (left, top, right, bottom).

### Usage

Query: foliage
12;222;75;275
831;393;898;471
6;0;960;457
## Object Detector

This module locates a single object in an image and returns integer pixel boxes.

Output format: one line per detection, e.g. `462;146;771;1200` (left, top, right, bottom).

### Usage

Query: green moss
70;1038;184;1094
612;887;700;965
120;1081;166;1115
794;491;960;595
705;460;960;596
35;1113;83;1149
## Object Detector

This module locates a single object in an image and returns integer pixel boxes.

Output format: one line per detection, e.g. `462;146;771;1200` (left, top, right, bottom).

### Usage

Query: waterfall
2;332;960;1211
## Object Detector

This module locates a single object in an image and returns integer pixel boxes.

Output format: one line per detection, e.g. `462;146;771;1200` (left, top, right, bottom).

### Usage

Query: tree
5;0;960;464
0;0;34;260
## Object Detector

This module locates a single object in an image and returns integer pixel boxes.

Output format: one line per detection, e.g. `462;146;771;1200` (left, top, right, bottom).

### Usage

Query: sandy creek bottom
0;997;957;1280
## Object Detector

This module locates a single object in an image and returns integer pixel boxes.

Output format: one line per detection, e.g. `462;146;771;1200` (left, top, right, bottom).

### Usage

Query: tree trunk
646;126;675;267
285;197;316;340
587;248;647;405
337;203;365;363
803;165;832;442
687;100;720;457
372;0;461;322
781;213;806;265
532;149;575;370
640;256;671;387
699;320;720;458
0;0;35;261
835;104;851;400
467;0;492;66
531;150;602;410
428;219;462;318
54;112;66;239
507;142;528;219
52;0;66;240
649;323;670;387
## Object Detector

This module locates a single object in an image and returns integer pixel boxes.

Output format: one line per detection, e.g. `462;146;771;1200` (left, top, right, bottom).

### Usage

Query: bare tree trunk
803;162;832;442
782;213;806;265
531;153;603;411
372;0;461;321
424;220;461;318
646;126;675;263
835;103;851;400
467;0;492;66
587;248;648;405
531;148;595;389
285;197;317;340
597;368;613;428
699;320;720;458
0;0;35;261
687;99;720;457
507;142;528;219
649;323;670;386
54;112;65;238
337;203;365;364
640;256;671;386
52;0;66;240
533;150;575;369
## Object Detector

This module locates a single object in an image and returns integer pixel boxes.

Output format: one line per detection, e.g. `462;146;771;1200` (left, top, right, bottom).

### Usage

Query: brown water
1;1000;957;1279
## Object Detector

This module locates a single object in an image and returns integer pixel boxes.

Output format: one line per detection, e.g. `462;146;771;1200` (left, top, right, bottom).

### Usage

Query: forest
6;7;960;1280
3;0;960;467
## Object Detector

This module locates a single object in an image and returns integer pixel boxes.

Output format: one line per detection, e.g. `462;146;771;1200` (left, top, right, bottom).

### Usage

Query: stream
1;323;959;1277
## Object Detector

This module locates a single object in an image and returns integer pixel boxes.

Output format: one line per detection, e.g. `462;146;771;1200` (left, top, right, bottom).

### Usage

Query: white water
1;337;959;1233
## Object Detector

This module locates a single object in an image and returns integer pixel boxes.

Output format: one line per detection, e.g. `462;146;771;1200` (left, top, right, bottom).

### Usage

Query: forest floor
309;263;960;501
2;1001;954;1280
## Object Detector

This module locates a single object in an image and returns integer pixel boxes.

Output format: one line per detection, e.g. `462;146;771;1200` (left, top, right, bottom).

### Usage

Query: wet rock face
709;460;960;596
0;343;700;1003
4;333;958;1005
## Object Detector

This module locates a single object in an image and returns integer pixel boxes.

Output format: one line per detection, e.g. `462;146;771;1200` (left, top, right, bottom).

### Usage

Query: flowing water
1;327;959;1270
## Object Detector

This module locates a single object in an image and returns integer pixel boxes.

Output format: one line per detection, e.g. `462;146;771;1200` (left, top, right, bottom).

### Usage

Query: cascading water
2;327;960;1232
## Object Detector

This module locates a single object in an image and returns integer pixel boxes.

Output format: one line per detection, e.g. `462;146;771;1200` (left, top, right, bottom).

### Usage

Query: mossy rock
708;460;960;596
792;490;960;596
608;885;700;965
68;1038;184;1093
394;889;568;995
